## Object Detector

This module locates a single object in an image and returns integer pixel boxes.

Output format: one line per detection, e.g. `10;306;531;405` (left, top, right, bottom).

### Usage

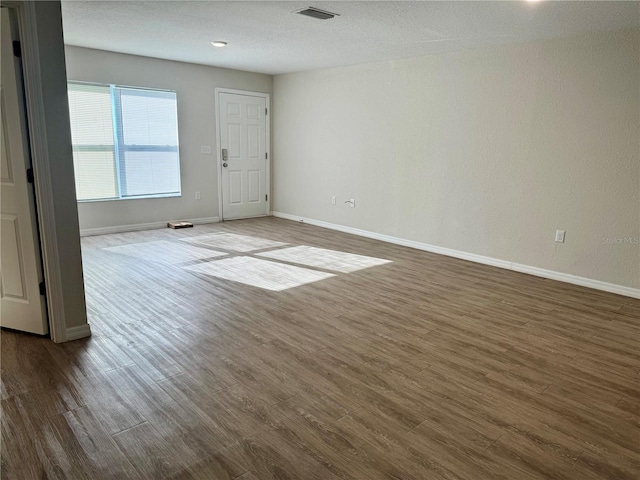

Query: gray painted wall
32;2;88;329
273;30;640;290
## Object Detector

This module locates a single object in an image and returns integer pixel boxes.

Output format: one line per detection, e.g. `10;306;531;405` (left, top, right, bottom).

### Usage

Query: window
67;82;181;201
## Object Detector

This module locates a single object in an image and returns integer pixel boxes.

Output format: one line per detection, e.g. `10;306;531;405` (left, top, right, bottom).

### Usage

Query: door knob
222;162;228;167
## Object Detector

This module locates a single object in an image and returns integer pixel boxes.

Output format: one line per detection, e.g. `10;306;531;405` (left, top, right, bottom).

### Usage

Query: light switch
201;145;212;154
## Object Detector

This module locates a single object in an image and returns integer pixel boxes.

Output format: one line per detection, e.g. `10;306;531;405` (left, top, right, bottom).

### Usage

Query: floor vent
295;7;339;20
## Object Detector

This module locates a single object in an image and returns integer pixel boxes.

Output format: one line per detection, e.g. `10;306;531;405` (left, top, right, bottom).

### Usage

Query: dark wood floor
2;217;639;479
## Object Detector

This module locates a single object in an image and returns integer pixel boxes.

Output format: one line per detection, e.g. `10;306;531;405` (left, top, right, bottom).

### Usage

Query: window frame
68;81;182;203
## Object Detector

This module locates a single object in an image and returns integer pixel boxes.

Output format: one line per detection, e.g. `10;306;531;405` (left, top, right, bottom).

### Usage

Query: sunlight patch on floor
104;240;226;265
184;256;335;291
257;245;391;273
181;233;288;252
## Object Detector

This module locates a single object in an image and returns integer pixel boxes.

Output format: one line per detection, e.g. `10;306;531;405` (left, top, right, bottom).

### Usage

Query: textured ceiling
61;1;640;75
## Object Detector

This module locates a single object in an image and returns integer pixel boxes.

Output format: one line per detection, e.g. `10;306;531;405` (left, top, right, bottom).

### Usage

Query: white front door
218;91;268;220
0;8;48;334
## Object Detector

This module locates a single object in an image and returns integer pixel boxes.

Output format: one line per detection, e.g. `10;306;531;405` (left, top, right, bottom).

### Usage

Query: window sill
77;193;182;203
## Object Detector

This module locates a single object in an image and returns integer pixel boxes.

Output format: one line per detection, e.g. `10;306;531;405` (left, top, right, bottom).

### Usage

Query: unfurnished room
0;1;639;479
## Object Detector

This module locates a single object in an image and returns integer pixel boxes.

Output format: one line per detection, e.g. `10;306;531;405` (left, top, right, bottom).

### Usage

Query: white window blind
68;83;118;201
67;82;181;201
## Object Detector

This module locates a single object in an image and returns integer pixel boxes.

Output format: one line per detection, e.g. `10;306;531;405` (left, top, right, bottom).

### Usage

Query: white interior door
0;8;48;335
218;92;268;220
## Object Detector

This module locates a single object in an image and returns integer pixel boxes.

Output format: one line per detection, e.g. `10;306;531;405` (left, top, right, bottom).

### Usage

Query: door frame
214;87;270;221
1;1;83;342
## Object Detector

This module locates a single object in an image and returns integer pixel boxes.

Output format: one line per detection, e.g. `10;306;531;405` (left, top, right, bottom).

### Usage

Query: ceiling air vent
295;7;339;20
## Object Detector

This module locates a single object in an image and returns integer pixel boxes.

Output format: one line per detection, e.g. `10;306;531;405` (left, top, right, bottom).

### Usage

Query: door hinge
26;168;34;183
265;107;268;115
39;281;46;296
13;41;21;58
265;152;268;160
265;194;268;201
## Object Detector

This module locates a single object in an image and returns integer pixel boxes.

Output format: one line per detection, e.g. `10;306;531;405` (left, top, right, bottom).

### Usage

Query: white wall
273;29;640;291
64;46;272;233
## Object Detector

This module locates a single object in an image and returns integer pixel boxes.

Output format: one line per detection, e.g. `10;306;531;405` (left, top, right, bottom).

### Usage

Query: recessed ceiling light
211;41;228;48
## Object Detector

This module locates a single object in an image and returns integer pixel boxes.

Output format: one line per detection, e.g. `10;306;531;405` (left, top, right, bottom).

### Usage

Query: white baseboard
64;323;92;342
272;211;640;299
80;216;220;237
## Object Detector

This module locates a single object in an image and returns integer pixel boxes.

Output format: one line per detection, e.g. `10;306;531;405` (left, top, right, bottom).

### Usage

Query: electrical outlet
555;230;565;243
349;198;355;208
331;196;336;205
200;145;212;154
195;191;201;200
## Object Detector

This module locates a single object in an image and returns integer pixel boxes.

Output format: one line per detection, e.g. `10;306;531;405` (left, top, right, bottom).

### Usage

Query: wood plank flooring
2;217;639;479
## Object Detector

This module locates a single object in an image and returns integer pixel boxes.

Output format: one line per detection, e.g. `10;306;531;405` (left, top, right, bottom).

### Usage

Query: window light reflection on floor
180;232;287;252
104;233;392;292
104;240;226;265
184;256;335;291
257;245;391;273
